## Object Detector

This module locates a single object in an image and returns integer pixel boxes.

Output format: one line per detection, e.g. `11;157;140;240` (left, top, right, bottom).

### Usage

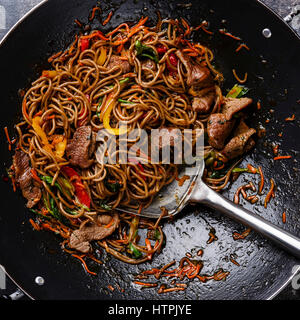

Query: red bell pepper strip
80;38;90;52
128;158;146;181
61;166;91;208
166;53;178;76
168;53;178;66
156;44;167;55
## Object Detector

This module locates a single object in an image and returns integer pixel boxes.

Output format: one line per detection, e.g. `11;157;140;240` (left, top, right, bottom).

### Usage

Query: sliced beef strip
66;126;96;169
206;96;253;150
222;97;253;120
106;55;131;74
13;150;42;208
176;50;214;88
207;114;235;150
69;212;120;253
192;88;216;113
221;120;256;160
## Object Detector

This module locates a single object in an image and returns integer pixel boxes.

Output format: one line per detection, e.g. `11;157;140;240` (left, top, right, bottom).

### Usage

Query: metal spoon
118;158;300;259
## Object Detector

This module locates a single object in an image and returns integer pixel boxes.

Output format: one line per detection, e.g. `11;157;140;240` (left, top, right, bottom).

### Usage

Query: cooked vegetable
135;40;159;63
128;242;143;258
31;116;53;154
226;84;249;98
97;46;107;65
61;166;91;209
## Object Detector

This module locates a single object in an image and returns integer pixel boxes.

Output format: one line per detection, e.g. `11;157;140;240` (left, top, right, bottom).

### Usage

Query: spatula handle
190;182;300;259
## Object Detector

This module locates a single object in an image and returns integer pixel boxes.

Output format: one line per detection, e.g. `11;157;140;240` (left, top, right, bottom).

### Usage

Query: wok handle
190;182;300;259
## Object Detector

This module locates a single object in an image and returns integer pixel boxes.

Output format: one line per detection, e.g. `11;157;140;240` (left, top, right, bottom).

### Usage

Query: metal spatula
119;158;300;259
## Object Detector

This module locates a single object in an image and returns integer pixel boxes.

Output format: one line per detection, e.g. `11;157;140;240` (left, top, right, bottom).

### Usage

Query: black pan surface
0;0;300;300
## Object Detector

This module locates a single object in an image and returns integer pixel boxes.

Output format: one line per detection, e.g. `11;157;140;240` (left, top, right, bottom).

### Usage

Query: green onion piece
41;175;63;193
128;242;143;259
140;53;159;63
98;200;112;211
118;99;135;104
135;40;159;63
59;177;73;190
119;77;130;85
29;208;51;221
105;180;122;192
226;84;249;98
128;216;140;242
232;167;250;173
154;229;161;241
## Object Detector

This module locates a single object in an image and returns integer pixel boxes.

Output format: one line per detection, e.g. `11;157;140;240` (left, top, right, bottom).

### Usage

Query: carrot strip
71;254;97;275
102;11;113;26
258;166;264;194
264;178;275;208
213;161;225;171
74;19;83;27
200;26;213;35
272;145;279;155
29;218;40;231
111;17;148;46
232;228;251;240
285;114;295;121
194;22;213;35
48;51;63;63
134;281;158;287
30;168;42;184
273;155;292;160
159;287;185;293
4;126;12;145
219;29;241;41
89;6;100;21
181;17;191;36
145;238;153;260
247;164;258;174
257;101;261;110
104;218;114;228
282;212;286;224
236;43;250;52
106;23;130;37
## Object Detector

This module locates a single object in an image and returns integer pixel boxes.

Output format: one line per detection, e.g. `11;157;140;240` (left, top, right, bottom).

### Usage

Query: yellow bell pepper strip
99;78;131;135
42;70;57;79
97;46;107;66
52;135;67;158
31;117;53;154
103;96;128;135
99;91;115;121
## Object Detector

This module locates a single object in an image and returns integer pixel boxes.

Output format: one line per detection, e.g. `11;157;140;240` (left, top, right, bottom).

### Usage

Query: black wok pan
0;0;300;300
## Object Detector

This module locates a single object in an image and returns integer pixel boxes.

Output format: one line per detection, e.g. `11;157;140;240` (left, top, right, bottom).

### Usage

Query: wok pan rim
0;0;299;301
